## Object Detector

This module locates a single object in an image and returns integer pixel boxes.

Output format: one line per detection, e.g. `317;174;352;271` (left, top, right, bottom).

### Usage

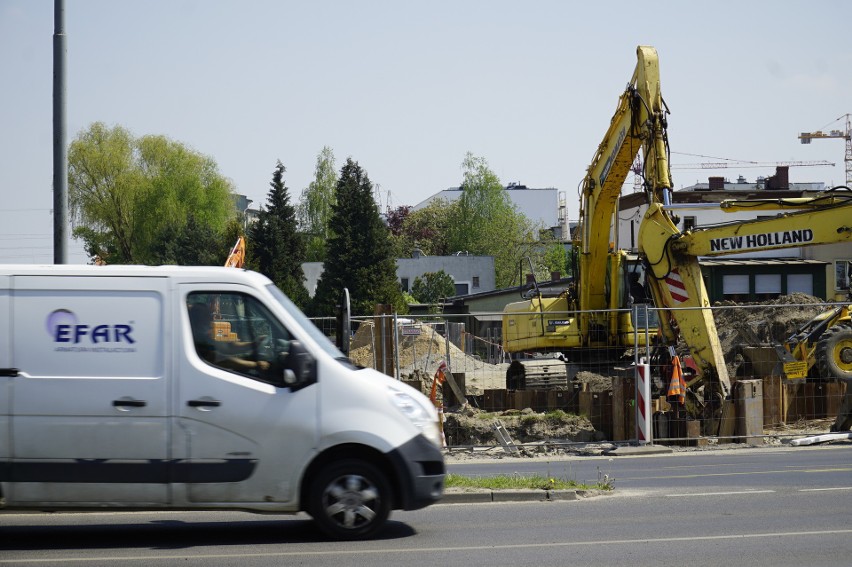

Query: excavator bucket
740;345;807;381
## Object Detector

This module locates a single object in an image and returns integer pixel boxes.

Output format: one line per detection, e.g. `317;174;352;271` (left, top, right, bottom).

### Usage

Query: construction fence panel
308;299;849;448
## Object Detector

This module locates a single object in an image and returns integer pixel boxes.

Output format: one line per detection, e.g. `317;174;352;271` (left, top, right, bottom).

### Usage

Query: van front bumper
387;434;445;510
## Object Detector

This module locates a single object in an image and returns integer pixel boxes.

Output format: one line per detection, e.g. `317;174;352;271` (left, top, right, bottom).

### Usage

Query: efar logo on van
46;309;136;353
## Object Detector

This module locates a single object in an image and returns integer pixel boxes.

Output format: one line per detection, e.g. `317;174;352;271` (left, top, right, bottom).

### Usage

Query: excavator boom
579;45;671;314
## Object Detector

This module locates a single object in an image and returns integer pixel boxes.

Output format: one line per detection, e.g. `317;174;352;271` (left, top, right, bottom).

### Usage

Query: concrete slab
441;487;603;504
546;490;578;501
441;489;493;504
605;445;674;456
491;489;547;502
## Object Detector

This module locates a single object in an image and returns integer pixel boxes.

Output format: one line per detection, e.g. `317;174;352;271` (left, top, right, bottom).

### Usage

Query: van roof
0;264;273;285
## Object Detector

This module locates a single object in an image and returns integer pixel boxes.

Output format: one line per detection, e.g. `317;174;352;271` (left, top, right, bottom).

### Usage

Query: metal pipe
53;0;68;264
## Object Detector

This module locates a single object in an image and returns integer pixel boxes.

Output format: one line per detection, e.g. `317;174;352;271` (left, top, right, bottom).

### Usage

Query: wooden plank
547;390;570;411
484;389;507;412
441;372;466;407
762;376;783;427
611;377;627;442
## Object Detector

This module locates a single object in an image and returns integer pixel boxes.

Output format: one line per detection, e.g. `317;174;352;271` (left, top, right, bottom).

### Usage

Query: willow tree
68;122;235;264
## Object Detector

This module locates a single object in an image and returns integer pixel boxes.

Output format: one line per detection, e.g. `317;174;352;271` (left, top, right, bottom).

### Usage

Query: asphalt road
1;445;850;566
447;444;852;492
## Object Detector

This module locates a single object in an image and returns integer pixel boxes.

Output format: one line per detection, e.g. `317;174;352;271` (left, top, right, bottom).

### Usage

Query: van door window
187;292;291;385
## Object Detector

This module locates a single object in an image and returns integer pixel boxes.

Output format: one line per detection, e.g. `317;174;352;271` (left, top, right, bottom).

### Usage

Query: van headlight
388;387;443;448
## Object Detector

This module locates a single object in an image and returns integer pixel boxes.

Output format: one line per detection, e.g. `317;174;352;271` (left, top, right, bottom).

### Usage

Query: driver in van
188;302;270;374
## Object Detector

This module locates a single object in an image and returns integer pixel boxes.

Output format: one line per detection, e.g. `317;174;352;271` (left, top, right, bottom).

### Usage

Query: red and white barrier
635;358;652;443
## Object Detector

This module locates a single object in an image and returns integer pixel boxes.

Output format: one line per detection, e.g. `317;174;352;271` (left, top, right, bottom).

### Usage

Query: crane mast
799;114;852;186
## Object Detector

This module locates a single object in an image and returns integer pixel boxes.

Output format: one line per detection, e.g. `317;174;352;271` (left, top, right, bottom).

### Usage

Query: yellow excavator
503;46;670;389
502;45;852;432
225;236;246;269
640;185;852;429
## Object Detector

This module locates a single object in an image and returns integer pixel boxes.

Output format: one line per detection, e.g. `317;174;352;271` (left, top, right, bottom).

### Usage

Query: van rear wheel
308;459;391;540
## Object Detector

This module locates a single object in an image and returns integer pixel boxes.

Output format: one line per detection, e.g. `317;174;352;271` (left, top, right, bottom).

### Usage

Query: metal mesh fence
311;300;851;448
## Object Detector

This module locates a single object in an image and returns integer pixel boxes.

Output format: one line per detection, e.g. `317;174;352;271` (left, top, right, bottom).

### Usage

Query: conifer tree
313;158;404;316
248;161;310;309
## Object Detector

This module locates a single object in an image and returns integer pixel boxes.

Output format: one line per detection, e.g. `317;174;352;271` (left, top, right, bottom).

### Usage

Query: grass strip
445;472;611;491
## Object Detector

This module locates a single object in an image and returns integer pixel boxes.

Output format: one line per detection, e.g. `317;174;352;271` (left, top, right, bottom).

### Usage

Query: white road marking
2;529;852;564
663;490;775;497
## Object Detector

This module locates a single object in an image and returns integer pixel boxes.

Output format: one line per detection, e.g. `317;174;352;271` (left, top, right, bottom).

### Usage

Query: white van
0;265;445;539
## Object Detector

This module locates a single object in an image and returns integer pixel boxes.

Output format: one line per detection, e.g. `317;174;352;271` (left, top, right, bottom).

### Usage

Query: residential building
300;252;496;299
397;251;495;297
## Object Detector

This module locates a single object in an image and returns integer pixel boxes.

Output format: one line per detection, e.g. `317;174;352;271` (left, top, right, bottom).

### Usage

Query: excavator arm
672;201;852;257
579;45;672;315
225;236;246;269
639;194;852;401
639;202;732;400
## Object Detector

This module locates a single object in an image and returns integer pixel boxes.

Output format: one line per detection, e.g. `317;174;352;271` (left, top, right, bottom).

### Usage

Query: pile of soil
712;293;830;375
348;321;507;394
441;407;600;447
574;370;613;392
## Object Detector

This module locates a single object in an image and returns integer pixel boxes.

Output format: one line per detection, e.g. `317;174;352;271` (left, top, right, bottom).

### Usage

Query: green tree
445;152;542;287
542;242;569;279
388;199;453;258
297;146;337;262
248;161;310;309
68;122;235;264
312;158;404;316
149;214;236;266
410;270;455;306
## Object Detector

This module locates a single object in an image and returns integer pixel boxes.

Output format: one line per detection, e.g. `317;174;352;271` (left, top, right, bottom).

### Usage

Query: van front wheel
308;459;392;540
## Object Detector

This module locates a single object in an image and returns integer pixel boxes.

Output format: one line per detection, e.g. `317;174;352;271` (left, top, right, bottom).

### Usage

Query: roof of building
699;258;829;267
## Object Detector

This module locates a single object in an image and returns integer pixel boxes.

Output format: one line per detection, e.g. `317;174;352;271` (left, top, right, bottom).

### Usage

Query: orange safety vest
667;355;686;405
429;361;448;407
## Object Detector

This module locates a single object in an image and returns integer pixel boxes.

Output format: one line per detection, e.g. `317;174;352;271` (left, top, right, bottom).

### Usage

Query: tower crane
798;113;852;186
671;160;833;169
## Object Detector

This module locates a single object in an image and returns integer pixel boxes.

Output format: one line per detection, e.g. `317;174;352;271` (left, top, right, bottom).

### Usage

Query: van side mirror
282;340;316;390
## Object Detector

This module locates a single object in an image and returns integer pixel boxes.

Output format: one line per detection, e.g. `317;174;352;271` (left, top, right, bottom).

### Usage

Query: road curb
441;488;591;504
605;445;674;456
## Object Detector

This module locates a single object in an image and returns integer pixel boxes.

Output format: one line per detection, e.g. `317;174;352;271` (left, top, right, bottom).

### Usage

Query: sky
2;0;851;264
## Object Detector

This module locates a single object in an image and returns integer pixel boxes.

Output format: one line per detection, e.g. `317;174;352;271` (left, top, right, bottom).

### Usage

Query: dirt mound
712;293;831;375
442;408;600;446
574;370;612;392
348;320;507;394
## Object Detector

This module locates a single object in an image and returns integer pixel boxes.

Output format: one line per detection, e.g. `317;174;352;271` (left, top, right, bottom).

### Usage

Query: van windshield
266;284;352;364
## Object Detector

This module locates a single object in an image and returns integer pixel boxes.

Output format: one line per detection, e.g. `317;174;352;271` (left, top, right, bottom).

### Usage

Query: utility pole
53;0;68;264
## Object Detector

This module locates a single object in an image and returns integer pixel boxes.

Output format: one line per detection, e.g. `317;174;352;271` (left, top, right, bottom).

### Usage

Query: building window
400;278;409;292
722;274;749;300
683;216;696;231
754;273;782;301
473;276;480;289
454;283;469;296
787;274;813;296
835;260;851;291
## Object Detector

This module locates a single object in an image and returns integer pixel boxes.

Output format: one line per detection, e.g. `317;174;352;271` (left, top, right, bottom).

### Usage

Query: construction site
342;290;850;452
337;46;852;454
